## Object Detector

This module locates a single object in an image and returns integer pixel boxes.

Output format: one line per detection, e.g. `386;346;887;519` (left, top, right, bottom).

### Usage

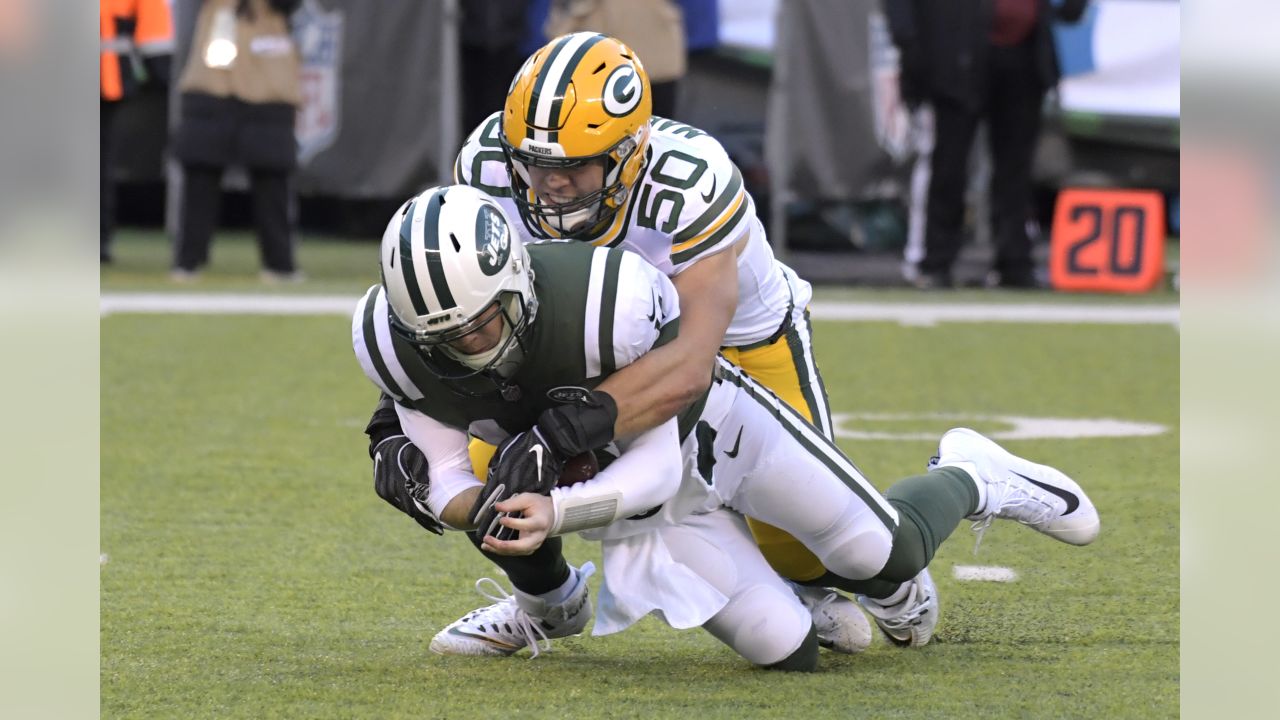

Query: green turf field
101;231;1179;718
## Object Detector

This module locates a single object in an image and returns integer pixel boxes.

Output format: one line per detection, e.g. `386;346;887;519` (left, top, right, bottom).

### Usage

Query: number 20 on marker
1049;189;1166;293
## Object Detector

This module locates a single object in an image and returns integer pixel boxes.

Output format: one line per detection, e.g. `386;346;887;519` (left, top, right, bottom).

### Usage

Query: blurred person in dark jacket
546;0;686;119
887;0;1088;289
170;0;303;282
101;0;174;263
460;1;529;134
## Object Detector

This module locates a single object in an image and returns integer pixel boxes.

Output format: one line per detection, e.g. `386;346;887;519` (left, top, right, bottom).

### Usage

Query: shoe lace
806;591;840;629
472;577;551;658
863;583;930;630
969;476;1056;554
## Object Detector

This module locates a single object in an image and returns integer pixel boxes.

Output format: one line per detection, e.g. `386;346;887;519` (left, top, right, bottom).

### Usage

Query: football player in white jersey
461;32;844;587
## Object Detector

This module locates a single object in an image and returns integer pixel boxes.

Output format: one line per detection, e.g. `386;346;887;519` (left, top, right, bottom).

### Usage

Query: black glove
469;427;564;541
372;434;444;535
470;391;617;540
364;393;404;457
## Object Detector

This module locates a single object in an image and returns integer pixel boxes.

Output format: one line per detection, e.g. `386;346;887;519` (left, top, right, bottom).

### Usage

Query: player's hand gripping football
469;428;564;542
478;492;555;555
478;451;600;555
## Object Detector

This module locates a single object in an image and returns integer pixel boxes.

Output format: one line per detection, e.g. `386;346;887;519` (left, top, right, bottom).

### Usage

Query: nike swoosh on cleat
449;628;521;650
1016;471;1080;514
724;427;743;458
701;175;717;203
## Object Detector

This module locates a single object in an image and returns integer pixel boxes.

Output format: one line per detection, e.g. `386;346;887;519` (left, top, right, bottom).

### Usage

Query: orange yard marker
1049;189;1166;293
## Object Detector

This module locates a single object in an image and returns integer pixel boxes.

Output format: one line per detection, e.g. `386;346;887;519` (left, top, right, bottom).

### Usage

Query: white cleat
859;568;939;648
932;428;1100;548
791;584;873;654
429;562;595;658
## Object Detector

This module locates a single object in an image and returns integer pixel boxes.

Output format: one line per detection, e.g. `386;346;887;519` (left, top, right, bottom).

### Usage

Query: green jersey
353;242;701;441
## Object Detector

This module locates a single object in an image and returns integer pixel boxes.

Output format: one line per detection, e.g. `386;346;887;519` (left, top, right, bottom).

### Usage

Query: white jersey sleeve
651;121;755;274
392;403;482;527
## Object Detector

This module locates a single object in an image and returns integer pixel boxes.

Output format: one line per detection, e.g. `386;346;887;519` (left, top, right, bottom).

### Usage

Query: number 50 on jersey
1049;189;1166;293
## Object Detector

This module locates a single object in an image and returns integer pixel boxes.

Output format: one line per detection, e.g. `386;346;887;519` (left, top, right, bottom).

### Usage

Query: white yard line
101;293;1180;326
100;293;359;316
953;565;1019;582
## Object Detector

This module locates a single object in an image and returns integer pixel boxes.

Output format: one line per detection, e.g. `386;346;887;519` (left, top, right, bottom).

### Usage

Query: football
557;451;600;487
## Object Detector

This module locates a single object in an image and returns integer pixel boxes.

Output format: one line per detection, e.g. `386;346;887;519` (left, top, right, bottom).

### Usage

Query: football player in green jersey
356;185;1101;662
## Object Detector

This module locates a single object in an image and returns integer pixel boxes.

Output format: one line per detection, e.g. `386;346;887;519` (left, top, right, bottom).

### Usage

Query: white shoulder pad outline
352;284;425;402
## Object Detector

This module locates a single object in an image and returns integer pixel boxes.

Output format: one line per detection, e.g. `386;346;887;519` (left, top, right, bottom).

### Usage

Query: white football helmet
380;185;537;387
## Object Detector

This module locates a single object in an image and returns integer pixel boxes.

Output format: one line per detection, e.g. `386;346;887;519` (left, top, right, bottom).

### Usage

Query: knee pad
809;498;895;581
703;584;812;667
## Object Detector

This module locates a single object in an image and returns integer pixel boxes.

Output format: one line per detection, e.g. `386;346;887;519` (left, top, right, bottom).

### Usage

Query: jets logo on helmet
380;185;537;391
476;204;511;276
501;33;653;238
602;65;642;117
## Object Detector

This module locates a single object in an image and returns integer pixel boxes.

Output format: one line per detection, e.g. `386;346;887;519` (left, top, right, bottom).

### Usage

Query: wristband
549;487;623;536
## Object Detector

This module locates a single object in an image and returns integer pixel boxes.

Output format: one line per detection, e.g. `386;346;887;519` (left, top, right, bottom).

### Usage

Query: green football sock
763;625;818;672
466;532;570;596
804;466;977;599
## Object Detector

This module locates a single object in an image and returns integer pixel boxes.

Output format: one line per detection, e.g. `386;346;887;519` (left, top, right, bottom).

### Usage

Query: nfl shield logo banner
293;0;344;164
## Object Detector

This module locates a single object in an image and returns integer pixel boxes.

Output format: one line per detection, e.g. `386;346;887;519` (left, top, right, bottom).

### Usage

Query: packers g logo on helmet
602;65;642;117
501;33;653;238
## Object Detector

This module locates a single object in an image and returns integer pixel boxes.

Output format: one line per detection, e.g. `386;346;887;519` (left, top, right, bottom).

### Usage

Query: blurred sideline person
545;1;686;118
888;0;1089;289
378;31;874;622
460;0;529;133
354;185;1102;662
101;0;174;263
170;0;304;283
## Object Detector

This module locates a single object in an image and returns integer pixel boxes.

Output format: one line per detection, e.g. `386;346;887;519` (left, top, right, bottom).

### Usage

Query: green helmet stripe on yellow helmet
525;34;574;135
527;33;605;142
545;34;605;141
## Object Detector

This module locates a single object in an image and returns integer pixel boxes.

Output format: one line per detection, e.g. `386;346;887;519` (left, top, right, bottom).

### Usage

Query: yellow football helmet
501;32;652;237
